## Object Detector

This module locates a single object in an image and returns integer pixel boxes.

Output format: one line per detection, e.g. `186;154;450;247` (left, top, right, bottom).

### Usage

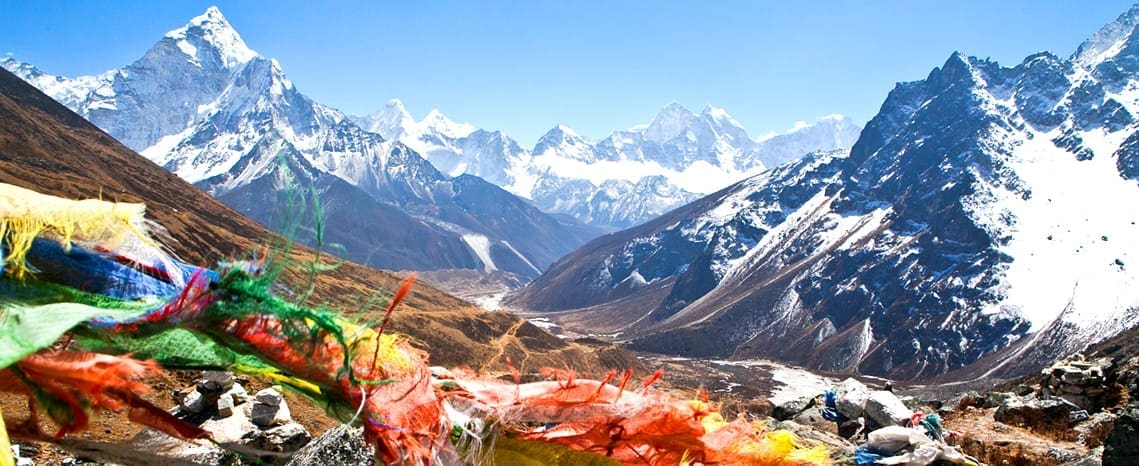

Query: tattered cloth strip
0;184;835;465
443;368;832;465
0;183;182;286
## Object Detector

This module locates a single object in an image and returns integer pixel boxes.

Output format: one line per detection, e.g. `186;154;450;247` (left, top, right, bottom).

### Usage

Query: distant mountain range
352;99;861;230
2;5;861;277
0;64;629;372
509;4;1139;380
1;7;600;279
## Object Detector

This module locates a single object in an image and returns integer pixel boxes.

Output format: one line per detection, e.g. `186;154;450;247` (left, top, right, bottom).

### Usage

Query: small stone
1070;361;1094;370
255;387;284;406
250;395;292;428
201;370;235;392
217;394;235;418
224;383;249;405
180;389;207;414
12;444;35;466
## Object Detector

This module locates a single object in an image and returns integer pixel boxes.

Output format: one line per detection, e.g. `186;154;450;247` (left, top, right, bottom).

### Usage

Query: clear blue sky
2;1;1135;144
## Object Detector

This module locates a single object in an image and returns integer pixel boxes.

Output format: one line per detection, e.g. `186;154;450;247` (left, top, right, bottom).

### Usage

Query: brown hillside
0;67;633;373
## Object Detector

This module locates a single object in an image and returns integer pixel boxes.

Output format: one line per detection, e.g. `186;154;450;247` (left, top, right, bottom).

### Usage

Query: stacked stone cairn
133;371;313;464
1040;355;1111;411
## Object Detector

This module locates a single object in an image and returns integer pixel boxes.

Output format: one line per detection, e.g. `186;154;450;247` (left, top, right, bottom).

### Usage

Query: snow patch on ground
461;234;497;271
970;127;1139;331
708;359;837;404
473;293;506;311
769;367;837;406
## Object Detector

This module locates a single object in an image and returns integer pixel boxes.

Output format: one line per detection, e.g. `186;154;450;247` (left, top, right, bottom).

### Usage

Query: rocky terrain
17;338;1139;465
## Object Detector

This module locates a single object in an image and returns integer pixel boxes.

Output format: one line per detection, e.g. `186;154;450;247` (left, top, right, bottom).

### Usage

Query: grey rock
251;400;292;428
792;406;835;431
1063;384;1086;395
835;378;870;419
1062;446;1103;466
255;387;284;406
12;444;34;466
995;395;1079;429
244;422;311;455
1062;393;1094;411
773;395;816;420
202;371;235;392
285;425;375;466
217;394;235;418
984;391;1018;408
864;390;913;427
1104;409;1139;465
180;389;207;414
1076;412;1117;448
1062;370;1089;385
938;390;980;415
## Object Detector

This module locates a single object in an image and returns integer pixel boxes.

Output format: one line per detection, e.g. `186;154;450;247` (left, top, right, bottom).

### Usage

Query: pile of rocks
129;371;311;465
1040;355;1112;410
770;377;983;464
772;378;913;437
177;371;248;418
985;391;1101;440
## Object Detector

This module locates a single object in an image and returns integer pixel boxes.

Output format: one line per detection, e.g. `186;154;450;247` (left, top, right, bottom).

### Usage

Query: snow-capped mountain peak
536;124;587;146
163;6;257;69
5;6;606;284
354;98;414;139
701;104;744;128
643;101;698;143
532;124;595;161
421;109;476;139
1072;3;1139;68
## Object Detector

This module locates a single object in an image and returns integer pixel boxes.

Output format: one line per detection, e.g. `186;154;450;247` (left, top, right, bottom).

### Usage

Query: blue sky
2;1;1135;144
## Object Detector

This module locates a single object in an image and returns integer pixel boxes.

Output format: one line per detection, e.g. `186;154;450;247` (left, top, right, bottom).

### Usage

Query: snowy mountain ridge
353;99;862;230
510;5;1139;380
1;7;600;279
